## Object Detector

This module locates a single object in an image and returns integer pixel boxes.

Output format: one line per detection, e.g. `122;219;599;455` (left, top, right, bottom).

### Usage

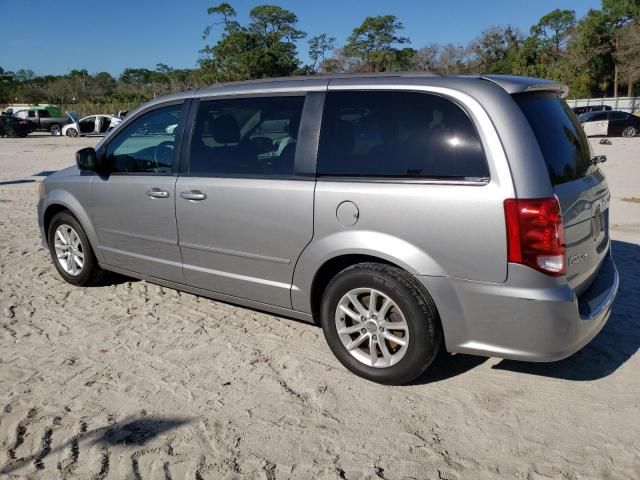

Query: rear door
91;101;188;282
607;111;629;136
175;94;316;308
515;93;610;294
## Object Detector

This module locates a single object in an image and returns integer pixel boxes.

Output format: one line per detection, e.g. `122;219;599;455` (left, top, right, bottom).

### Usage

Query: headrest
212;114;240;144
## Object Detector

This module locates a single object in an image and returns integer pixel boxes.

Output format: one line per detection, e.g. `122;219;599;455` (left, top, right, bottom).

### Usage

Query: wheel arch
43;191;103;263
308;254;399;322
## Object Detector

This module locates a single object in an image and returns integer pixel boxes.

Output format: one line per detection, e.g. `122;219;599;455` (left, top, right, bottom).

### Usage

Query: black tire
622;126;637;137
320;262;442;385
5;128;16;138
66;128;78;137
47;211;105;286
50;124;62;136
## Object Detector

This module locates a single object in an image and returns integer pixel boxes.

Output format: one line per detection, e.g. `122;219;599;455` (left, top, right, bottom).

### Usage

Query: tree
308;34;336;71
343;15;409;72
602;0;640;95
14;69;36;82
530;9;576;61
618;19;640;94
411;44;440;71
435;44;470;74
469;25;522;73
200;3;306;82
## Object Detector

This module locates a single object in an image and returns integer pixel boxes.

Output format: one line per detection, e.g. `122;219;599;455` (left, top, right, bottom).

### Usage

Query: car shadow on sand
492;240;639;381
0;416;192;475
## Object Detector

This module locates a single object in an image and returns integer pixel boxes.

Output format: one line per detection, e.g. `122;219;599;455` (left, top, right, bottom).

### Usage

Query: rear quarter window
318;91;489;179
515;93;594;186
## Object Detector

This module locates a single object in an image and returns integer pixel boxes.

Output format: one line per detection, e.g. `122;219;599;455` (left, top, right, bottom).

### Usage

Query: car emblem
568;253;588;265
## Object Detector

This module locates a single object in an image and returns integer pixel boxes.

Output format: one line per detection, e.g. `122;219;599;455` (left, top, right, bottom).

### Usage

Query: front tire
47;212;105;286
66;128;78;137
622;126;637;137
320;263;442;385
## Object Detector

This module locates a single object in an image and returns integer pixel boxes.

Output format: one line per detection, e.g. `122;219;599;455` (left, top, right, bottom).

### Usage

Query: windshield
515;92;594;186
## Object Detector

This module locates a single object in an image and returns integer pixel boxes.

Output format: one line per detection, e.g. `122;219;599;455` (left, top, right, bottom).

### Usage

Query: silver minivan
38;73;619;384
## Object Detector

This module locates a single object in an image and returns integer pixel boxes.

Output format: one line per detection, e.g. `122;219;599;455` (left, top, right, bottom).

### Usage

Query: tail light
504;197;566;276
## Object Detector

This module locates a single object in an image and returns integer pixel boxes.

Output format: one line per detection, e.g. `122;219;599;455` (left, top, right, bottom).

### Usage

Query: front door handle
180;190;207;201
146;188;170;198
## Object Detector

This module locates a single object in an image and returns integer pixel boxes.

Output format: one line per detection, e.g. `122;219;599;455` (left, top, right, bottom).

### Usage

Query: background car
3;104;63;117
13;108;71;135
62;114;122;137
577;110;640;137
0;115;34;137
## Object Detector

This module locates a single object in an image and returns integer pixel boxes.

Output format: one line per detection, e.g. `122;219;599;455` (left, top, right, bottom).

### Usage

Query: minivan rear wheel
48;211;105;286
320;262;441;385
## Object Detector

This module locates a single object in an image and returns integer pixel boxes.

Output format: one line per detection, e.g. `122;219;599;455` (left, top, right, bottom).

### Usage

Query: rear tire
320;262;442;385
622;126;637;137
47;211;105;286
50;124;61;136
5;128;16;138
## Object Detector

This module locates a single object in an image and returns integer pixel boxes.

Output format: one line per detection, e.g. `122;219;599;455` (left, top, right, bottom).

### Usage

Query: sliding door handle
180;190;207;201
146;188;170;198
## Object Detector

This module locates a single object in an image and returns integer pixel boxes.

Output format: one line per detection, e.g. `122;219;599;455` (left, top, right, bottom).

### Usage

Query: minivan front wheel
48;212;105;286
320;263;441;385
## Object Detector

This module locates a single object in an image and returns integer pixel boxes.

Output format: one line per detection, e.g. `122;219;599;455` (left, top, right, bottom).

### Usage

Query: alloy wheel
334;288;409;368
53;224;84;276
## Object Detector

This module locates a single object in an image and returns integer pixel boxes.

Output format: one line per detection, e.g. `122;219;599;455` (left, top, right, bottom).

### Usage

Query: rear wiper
591;155;607;165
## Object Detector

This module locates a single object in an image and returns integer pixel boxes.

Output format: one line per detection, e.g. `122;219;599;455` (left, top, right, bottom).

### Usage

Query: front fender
291;230;445;313
42;185;103;263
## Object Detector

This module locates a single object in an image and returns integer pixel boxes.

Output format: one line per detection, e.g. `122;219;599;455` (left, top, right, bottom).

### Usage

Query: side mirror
76;147;100;171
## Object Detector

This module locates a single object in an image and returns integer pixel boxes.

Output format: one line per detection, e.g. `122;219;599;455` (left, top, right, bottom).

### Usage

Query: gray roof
135;72;566;113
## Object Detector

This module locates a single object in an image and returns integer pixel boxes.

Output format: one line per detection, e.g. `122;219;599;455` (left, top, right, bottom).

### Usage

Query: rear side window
189;96;305;176
317;91;489;179
516;93;593;185
609;112;628;120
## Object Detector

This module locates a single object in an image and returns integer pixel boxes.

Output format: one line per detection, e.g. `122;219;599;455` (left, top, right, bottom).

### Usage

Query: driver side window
105;104;182;174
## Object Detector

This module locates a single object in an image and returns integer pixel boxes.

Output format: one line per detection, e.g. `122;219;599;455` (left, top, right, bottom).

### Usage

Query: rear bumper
418;252;619;362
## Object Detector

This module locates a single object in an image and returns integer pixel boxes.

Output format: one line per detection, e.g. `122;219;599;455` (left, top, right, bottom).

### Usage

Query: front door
175;95;314;308
91;102;186;282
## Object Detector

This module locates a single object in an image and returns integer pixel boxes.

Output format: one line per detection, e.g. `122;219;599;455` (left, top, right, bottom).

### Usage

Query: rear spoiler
481;75;569;97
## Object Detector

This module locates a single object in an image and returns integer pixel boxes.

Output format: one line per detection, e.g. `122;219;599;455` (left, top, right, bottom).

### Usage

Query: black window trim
179;92;316;181
97;98;191;177
315;89;491;184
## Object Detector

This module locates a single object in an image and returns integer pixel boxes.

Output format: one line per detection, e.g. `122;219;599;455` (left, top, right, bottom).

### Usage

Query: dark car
577;110;640;137
0;115;34;137
571;105;611;116
13;109;72;135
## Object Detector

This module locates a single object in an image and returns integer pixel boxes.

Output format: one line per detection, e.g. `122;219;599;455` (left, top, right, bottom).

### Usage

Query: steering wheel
153;141;174;170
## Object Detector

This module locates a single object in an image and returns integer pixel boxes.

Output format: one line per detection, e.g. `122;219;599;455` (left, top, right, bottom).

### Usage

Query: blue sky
2;0;601;76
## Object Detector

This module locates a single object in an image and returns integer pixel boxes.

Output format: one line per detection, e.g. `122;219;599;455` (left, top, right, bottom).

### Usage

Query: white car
62;113;121;137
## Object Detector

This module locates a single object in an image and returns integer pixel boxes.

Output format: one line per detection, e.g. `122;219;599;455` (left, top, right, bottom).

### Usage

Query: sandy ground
0;133;638;480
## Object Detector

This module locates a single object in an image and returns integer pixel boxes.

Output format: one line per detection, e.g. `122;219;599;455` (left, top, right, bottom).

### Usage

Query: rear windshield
515;92;593;186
